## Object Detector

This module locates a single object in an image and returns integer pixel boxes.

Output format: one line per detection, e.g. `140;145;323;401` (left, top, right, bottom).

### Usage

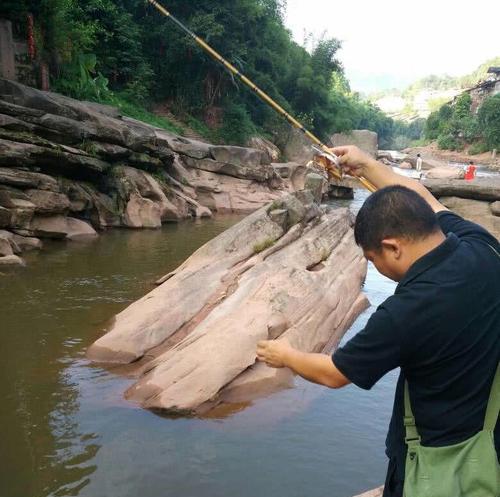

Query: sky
284;0;500;94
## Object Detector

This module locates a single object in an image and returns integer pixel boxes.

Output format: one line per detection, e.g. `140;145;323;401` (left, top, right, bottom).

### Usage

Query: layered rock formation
87;192;369;414
0;79;328;266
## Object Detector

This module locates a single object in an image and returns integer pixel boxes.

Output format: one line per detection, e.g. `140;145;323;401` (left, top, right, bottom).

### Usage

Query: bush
468;142;490;155
460;116;481;141
437;133;460;151
425;111;441;140
454;93;472;119
218;102;256;145
392;135;412;150
53;53;112;101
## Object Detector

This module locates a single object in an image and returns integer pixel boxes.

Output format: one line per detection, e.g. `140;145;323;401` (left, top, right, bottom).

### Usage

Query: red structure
27;14;35;61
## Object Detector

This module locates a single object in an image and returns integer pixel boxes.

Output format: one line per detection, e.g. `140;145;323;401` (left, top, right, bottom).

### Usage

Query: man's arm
256;338;350;389
331;146;447;214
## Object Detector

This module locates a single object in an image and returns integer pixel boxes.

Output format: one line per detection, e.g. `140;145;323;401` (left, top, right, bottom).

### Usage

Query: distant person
257;146;499;497
415;153;423;173
464;160;476;180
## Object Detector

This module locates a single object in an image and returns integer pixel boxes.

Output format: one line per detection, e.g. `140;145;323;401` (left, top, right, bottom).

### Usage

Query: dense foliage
424;92;500;153
2;0;402;146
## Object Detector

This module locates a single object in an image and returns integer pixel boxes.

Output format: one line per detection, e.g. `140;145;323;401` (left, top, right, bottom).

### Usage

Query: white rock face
88;192;369;414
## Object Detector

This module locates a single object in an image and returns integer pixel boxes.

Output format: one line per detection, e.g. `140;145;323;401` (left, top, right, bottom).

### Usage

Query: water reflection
0;217;243;497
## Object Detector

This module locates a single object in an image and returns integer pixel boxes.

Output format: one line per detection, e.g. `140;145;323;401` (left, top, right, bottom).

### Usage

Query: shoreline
404;143;499;169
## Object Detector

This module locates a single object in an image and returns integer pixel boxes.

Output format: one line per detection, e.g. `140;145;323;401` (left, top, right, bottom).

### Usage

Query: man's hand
329;145;377;177
330;145;446;213
256;338;351;389
257;338;294;368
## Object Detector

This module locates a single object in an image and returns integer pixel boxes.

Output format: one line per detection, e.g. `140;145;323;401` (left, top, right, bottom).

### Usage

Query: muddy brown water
0;195;399;497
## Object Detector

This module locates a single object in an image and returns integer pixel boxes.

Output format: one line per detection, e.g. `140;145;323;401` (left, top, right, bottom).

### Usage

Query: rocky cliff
0;79;325;266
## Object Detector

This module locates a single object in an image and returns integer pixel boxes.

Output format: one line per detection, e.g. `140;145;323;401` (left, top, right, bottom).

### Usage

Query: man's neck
407;230;447;267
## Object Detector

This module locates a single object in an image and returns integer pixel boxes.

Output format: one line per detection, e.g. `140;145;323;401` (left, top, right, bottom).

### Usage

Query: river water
0;191;399;497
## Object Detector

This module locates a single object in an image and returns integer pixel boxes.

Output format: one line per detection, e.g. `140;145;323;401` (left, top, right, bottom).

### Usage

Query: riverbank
0;79;329;267
404;142;499;168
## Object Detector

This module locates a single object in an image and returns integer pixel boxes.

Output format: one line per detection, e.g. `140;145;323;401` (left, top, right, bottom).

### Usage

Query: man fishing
257;145;500;497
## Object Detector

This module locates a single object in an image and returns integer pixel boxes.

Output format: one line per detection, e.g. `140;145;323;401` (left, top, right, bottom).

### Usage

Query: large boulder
439;197;500;239
29;215;98;240
280;128;314;164
159;133;211;160
425;166;464;180
209;145;269;167
0;232;13;256
424;177;500;202
25;189;71;214
87;192;369;414
183;156;271;182
189;168;282;214
304;172;327;203
0;78;129;146
0;206;11;228
124;193;161;229
112;166;182;224
0;167;58;191
8;198;36;229
272;162;311;192
0;254;24;266
331;130;378;158
0;138;111;181
246;136;281;162
0;229;42;253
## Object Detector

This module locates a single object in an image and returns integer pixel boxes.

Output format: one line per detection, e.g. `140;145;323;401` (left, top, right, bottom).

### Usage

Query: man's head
417;153;421;158
355;186;442;281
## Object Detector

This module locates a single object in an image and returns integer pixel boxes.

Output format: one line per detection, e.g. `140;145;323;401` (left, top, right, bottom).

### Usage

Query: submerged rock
87;192;368;414
352;486;384;497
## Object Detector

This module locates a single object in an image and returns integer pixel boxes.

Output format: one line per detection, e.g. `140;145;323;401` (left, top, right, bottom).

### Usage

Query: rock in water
87;192;368;413
425;166;464;180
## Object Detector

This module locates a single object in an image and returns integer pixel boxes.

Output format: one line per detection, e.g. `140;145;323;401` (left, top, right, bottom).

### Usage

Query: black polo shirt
332;211;500;497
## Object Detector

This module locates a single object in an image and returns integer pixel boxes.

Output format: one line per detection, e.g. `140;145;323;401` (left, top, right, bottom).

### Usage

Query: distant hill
369;57;500;121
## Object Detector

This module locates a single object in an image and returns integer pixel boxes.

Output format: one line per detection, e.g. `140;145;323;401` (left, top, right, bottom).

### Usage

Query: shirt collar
396;233;460;291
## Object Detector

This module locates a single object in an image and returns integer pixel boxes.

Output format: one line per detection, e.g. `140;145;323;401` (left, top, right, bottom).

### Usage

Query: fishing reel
310;146;344;182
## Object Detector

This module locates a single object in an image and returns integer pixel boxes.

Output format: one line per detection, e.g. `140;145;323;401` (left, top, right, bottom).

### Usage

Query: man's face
363;242;406;282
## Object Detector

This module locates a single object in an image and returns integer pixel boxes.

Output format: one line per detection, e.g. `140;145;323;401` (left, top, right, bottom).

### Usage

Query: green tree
478;95;500;149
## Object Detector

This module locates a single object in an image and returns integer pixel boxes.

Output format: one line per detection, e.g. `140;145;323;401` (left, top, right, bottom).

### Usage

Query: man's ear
381;238;402;259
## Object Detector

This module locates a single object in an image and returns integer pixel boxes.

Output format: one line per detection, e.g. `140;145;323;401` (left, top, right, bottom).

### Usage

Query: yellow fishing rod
147;0;376;193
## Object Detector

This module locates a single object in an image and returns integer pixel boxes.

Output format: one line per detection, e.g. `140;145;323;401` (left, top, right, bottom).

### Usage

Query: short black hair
354;185;440;251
